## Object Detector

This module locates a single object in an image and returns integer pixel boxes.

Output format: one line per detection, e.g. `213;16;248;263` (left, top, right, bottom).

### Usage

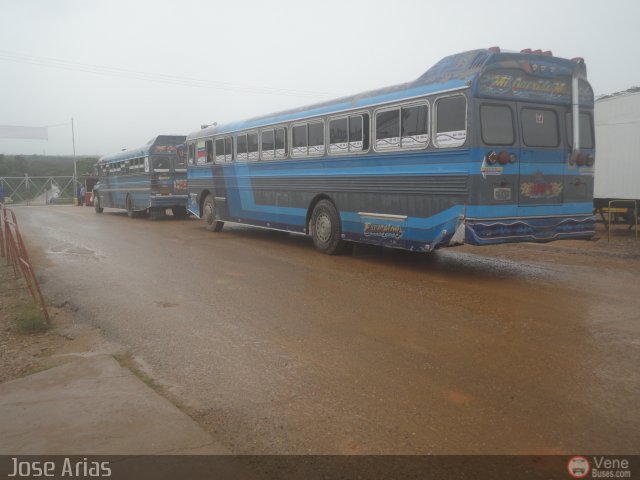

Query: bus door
212;163;229;221
516;103;565;207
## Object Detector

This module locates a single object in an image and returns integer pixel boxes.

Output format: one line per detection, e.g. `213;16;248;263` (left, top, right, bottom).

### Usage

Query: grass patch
15;303;49;334
21;364;56;377
113;353;162;392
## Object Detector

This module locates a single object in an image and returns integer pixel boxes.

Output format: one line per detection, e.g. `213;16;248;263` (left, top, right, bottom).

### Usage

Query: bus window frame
433;93;468;149
373;99;430;153
290;119;325;158
236;131;259;163
327;111;370;156
214;136;234;164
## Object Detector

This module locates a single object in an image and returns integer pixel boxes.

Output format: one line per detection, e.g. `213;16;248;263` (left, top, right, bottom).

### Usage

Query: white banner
0;125;48;140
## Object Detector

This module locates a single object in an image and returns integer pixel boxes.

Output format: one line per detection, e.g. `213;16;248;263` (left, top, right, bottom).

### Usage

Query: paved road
14;205;640;454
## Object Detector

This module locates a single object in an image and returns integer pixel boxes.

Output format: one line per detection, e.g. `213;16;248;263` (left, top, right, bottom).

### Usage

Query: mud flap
449;219;466;246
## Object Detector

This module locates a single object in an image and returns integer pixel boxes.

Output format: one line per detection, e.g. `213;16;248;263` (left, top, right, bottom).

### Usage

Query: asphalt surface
13;205;640;454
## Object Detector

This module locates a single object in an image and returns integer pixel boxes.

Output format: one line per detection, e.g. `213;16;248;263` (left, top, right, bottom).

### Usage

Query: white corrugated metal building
595;90;640;201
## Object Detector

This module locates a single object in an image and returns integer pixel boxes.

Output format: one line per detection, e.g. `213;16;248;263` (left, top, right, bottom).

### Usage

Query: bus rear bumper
464;215;596;245
149;195;188;208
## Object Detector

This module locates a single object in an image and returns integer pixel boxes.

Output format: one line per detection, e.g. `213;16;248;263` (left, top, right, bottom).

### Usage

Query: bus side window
261;129;275;160
351;114;370;152
275;127;287;159
215;138;225;163
292;124;307;157
237;134;248;161
225;136;233;162
205;139;214;163
248;132;259;161
435;95;467;148
188;143;195;165
375;108;400;150
401;104;429;148
329;117;348;154
308;121;324;156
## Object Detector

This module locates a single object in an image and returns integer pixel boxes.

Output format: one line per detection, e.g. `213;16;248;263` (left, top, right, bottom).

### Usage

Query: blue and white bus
94;135;188;219
186;48;595;254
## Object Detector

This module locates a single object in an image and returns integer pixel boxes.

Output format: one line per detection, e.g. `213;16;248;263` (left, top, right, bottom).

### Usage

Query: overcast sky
1;0;639;156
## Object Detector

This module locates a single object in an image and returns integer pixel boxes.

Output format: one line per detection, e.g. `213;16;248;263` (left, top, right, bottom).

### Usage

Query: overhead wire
0;50;338;99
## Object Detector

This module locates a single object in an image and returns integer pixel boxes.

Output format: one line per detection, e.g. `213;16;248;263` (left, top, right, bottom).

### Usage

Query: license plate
494;187;512;201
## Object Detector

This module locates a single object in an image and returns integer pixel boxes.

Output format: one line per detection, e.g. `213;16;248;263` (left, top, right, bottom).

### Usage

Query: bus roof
188;48;590;141
98;135;186;164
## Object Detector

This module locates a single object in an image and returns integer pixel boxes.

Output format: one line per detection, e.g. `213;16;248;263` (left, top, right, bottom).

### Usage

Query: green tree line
0;154;98;177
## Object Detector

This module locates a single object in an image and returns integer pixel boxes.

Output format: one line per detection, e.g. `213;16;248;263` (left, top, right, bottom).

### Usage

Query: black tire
203;194;224;232
94;194;103;214
310;199;346;255
126;195;135;218
172;206;188;219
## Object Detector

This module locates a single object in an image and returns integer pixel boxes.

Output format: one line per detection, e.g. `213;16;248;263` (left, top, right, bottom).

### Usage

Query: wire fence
0;175;76;205
0;203;50;323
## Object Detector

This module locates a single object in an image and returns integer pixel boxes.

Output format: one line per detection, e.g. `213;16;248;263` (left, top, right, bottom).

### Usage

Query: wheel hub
315;213;332;243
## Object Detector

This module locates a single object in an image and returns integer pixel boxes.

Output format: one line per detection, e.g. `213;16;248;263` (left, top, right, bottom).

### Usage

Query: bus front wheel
203;195;224;232
310;199;347;255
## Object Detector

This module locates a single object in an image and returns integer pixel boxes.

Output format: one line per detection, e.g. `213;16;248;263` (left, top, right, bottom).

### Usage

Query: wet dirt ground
12;205;640;454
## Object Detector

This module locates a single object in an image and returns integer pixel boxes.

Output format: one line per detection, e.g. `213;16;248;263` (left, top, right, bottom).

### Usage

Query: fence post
0;205;50;324
0;204;5;258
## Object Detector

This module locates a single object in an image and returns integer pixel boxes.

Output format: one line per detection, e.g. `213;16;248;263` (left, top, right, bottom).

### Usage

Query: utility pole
71;117;77;204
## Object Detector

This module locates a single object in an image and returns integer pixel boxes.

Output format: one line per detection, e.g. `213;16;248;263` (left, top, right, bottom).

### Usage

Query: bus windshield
151;156;172;172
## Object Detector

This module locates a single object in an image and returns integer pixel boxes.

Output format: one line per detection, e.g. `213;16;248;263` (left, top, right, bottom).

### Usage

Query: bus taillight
585;154;595;166
576;153;588;166
487;151;498;165
498;151;510;165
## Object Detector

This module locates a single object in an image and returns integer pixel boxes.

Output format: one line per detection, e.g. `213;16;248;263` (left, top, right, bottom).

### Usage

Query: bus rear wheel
310;199;347;255
94;194;103;214
203;194;224;232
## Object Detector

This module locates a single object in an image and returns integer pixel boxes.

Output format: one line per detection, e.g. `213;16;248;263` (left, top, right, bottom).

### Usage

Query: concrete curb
0;354;229;454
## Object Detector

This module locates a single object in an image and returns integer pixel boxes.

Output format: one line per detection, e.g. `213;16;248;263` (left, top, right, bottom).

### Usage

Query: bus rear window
152;157;171;172
481;104;515;145
566;112;594;149
521;108;559;147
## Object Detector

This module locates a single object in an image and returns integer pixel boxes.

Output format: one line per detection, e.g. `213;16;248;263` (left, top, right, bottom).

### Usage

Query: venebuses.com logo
567;456;632;479
568;457;590;478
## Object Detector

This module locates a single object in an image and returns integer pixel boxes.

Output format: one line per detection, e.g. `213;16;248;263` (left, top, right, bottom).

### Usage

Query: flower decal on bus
520;181;563;199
